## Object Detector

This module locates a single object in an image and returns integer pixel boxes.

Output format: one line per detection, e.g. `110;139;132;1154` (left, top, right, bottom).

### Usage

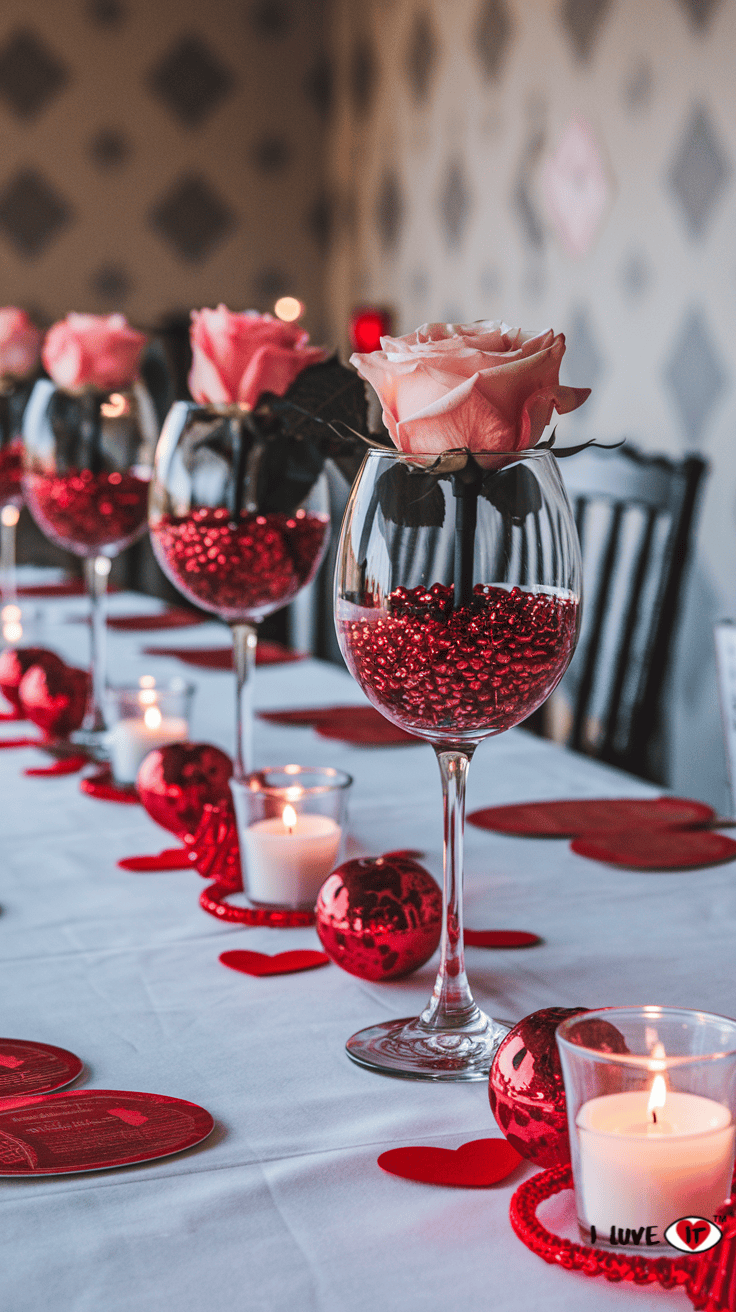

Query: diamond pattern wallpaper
326;0;736;808
0;0;331;333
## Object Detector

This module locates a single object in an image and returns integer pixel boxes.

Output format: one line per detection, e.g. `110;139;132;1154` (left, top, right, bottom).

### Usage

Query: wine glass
22;379;158;744
0;379;36;613
148;401;331;779
334;446;582;1080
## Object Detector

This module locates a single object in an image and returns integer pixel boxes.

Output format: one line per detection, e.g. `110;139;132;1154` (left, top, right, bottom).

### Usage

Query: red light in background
349;307;393;354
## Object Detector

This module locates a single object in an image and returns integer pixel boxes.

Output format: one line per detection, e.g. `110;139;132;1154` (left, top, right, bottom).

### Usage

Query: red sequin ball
24;468;150;555
150;507;330;621
0;437;23;507
337;583;579;737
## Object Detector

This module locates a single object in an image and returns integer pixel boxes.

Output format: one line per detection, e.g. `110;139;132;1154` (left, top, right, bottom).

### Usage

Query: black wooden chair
525;443;707;782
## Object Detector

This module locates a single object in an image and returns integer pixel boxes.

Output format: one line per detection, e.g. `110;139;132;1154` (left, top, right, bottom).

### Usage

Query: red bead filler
24;468;150;555
509;1164;695;1287
199;881;316;928
150;507;330;621
337;584;578;737
0;437;23;507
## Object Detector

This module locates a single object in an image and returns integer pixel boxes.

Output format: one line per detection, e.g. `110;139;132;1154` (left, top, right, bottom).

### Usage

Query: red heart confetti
80;767;140;804
117;848;191;872
571;827;736;870
378;1138;522;1188
0;736;43;749
468;796;716;838
219;949;330;977
107;1107;148;1126
464;930;541;948
25;754;89;777
260;705;421;746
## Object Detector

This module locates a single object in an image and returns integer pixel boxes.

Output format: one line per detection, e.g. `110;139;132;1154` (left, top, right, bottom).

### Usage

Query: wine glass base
345;1012;512;1082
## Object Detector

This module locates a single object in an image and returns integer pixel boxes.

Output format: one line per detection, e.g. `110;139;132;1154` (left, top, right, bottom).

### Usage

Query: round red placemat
571;827;736;870
468;797;715;838
0;1090;214;1174
0;1039;83;1096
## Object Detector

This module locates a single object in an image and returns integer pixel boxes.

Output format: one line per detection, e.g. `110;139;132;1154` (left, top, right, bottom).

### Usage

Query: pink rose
0;308;42;382
350;320;591;454
42;313;147;393
188;305;327;408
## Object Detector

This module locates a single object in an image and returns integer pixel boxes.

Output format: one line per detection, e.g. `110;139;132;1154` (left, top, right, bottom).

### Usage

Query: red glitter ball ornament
489;1006;589;1169
316;853;442;981
0;646;66;714
18;660;88;739
137;742;233;837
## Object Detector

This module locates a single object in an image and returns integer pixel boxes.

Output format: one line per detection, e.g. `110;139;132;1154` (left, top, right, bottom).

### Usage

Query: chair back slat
548;444;707;780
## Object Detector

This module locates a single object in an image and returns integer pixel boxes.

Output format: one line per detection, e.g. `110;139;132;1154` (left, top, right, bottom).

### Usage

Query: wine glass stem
83;555;109;733
421;746;479;1030
1;509;17;603
232;622;257;780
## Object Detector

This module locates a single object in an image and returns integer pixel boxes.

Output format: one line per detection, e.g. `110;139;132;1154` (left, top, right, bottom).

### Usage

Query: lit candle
576;1047;735;1244
242;802;341;908
108;704;188;785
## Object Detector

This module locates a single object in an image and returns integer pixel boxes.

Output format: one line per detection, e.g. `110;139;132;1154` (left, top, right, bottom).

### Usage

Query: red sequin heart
117;849;190;872
464;930;541;948
377;1138;522;1188
219;949;329;977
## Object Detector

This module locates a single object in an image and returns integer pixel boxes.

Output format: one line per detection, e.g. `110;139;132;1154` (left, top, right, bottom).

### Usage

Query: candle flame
100;393;128;418
1;505;19;527
283;804;297;833
647;1042;668;1120
144;706;162;730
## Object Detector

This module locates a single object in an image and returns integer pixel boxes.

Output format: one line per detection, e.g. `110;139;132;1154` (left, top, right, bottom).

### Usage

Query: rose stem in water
453;469;480;610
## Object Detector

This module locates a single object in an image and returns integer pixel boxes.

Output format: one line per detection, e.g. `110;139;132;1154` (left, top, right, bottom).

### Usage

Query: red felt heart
219;949;330;977
377;1138;522;1188
80;767;140;804
117;848;190;872
0;736;42;749
464;930;541;948
105;608;202;631
468;796;716;838
571;827;736;870
25;754;89;777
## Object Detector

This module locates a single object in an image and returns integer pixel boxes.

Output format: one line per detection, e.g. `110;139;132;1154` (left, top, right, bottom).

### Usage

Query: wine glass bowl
149;401;330;777
334;447;582;1080
22;382;156;557
22;379;158;739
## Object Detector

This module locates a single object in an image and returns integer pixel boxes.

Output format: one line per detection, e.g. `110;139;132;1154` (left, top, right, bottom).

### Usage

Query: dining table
1;582;734;1312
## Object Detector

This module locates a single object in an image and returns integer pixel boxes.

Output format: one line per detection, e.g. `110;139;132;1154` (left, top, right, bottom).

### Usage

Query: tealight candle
108;705;189;785
105;678;194;784
557;1007;736;1251
230;766;353;910
242;802;342;908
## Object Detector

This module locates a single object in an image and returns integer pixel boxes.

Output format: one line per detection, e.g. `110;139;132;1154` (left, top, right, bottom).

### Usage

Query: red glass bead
150;507;329;621
337;584;578;737
24;467;149;555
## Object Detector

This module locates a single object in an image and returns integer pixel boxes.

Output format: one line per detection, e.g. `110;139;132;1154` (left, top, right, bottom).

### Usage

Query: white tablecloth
1;591;733;1311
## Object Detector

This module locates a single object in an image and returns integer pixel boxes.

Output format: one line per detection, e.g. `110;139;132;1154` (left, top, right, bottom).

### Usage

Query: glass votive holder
105;676;194;784
556;1006;736;1253
230;765;353;910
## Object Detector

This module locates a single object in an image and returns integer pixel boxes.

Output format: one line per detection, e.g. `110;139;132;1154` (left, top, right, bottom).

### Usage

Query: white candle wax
577;1090;735;1242
108;714;188;784
242;811;341;908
